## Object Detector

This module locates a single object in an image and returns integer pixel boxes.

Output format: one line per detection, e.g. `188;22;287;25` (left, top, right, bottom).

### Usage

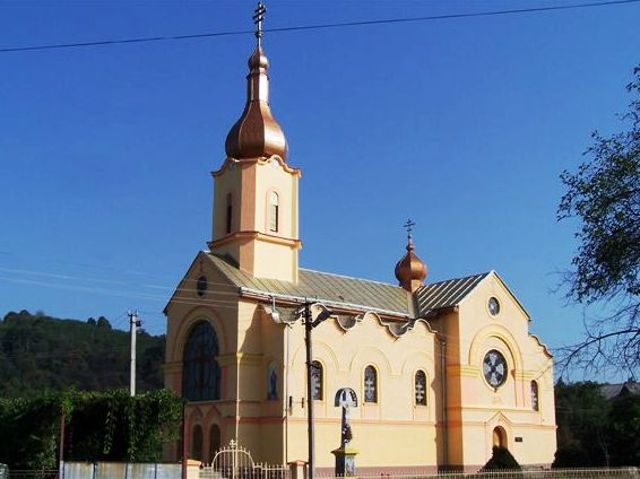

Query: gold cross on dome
253;2;267;46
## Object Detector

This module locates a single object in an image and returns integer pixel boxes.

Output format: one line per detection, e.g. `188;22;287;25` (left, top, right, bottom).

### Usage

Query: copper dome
225;46;288;160
395;238;428;293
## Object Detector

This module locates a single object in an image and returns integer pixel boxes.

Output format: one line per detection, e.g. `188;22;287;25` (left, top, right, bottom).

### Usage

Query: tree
0;389;183;469
558;65;640;377
553;381;611;467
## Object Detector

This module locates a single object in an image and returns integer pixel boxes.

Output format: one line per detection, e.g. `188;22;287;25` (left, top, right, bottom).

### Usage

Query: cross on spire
253;2;267;47
403;219;416;240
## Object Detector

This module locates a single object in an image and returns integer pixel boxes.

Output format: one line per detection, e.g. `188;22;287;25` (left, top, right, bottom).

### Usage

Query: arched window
225;193;233;234
415;370;427;405
191;424;203;460
364;365;378;403
311;360;323;400
531;380;539;411
269;191;279;232
208;424;221;461
182;321;221;401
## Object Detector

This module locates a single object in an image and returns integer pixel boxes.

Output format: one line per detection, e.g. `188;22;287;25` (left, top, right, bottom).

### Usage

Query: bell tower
208;2;301;283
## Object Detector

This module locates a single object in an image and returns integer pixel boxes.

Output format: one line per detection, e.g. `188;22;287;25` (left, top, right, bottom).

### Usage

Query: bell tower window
269;191;279;232
226;193;233;234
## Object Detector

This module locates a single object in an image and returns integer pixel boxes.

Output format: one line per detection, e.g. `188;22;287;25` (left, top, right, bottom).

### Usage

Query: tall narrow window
182;321;221;401
225;193;233;234
364;365;377;403
311;360;323;400
269;191;279;232
531;380;539;411
415;370;427;405
191;424;203;461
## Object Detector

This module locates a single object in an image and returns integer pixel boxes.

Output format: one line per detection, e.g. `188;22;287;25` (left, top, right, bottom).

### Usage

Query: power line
1;0;638;54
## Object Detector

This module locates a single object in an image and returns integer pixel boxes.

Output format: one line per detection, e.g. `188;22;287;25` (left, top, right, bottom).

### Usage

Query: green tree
608;393;640;466
553;381;612;467
0;389;183;469
558;65;640;376
0;310;165;396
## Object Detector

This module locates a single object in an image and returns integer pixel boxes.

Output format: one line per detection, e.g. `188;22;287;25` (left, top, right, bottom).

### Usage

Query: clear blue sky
1;0;638;377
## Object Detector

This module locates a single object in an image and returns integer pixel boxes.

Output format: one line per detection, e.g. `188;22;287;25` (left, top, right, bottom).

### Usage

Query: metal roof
415;272;490;316
205;253;489;318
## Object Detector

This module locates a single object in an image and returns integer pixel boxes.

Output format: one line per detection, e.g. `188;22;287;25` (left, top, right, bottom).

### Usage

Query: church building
163;9;556;473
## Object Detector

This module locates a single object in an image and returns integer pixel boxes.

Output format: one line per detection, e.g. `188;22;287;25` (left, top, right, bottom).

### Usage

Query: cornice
211;155;301;178
208;231;302;250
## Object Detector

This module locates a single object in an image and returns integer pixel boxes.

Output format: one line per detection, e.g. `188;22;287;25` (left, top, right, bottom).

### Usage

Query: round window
488;297;500;316
483;349;507;389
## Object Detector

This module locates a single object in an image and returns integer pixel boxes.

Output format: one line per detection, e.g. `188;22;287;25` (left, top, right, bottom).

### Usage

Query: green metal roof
205;252;489;318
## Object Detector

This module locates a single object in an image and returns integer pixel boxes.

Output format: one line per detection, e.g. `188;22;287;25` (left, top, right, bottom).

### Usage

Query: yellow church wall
281;312;441;469
439;273;556;468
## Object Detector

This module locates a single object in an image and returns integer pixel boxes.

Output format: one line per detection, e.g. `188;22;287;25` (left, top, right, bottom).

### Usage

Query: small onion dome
394;237;428;293
225;46;288;160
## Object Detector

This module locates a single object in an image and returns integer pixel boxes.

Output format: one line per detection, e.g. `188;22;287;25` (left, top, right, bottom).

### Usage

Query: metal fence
315;468;640;479
200;440;290;479
61;462;182;479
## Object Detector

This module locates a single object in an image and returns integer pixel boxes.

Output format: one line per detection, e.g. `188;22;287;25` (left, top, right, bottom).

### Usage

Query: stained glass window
415;370;427;405
531;380;539;411
182;321;221;401
364;365;377;403
311;360;323;400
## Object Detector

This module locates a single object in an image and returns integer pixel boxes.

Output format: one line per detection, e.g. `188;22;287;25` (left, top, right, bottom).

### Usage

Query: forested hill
0;310;165;397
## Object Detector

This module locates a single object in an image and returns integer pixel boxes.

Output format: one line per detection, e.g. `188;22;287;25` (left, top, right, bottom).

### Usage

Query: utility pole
304;302;315;479
128;310;140;397
300;302;332;479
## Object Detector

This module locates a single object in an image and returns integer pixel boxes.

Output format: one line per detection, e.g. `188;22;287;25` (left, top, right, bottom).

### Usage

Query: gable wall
449;273;556;469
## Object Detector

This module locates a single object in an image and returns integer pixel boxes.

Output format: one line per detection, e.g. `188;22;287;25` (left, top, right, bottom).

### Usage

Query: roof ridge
424;271;491;287
299;267;400;288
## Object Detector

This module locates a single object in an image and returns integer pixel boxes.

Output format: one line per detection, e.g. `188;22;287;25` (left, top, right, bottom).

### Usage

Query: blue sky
1;0;639;378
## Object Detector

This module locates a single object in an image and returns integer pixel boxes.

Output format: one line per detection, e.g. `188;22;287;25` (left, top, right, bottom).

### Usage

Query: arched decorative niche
191;424;203;460
267;361;279;400
208;424;221;460
468;325;524;373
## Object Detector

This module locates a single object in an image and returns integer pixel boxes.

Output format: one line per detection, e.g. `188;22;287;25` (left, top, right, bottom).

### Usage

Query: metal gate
200;440;289;479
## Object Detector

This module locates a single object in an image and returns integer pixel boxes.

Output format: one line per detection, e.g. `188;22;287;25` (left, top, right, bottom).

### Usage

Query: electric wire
0;0;638;54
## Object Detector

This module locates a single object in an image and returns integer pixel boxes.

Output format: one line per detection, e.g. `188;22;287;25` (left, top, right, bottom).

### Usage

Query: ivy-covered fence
0;389;183;470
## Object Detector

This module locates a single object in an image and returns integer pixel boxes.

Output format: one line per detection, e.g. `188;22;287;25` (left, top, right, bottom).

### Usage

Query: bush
481;446;522;471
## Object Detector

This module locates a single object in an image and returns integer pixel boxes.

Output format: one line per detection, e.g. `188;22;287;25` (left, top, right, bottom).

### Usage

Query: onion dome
224;44;288;160
395;232;428;293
